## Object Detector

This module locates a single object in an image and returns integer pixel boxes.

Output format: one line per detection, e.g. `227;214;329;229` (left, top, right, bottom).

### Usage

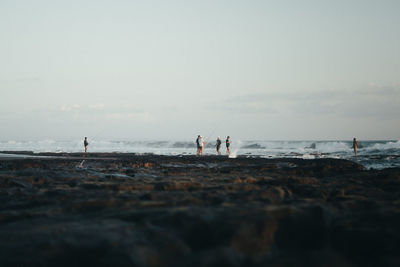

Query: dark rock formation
0;153;399;266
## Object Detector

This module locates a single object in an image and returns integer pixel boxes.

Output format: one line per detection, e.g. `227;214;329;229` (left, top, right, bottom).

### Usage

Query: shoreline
2;151;399;171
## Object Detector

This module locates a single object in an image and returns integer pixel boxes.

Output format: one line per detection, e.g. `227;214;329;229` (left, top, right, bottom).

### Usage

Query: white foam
366;140;400;151
1;139;399;169
229;149;239;158
302;154;316;159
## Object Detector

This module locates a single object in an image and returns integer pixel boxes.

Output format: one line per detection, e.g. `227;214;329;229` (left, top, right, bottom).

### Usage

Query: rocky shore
0;153;399;266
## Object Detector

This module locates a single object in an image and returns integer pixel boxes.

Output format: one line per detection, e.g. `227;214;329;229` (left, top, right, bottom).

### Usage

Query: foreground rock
0;153;399;266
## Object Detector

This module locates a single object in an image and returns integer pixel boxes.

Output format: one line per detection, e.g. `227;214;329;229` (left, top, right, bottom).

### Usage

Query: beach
0;153;400;266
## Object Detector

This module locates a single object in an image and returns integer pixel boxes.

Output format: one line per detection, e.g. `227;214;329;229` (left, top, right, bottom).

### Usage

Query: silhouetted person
196;135;201;156
84;137;89;153
216;137;222;155
226;136;231;156
352;137;358;157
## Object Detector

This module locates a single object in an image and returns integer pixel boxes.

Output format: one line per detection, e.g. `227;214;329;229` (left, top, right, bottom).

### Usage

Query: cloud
60;104;81;112
61;103;105;112
217;84;400;119
60;106;72;112
88;103;105;110
59;103;154;122
105;112;153;121
292;85;400;118
0;77;42;84
211;93;282;114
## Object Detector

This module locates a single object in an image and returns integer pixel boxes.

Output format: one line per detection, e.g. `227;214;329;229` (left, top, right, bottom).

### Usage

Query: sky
1;0;399;141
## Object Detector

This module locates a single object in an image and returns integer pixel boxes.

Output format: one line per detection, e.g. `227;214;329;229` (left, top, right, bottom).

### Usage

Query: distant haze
1;0;399;141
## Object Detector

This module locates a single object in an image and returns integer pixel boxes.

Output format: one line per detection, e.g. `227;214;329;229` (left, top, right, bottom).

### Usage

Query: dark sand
0;153;400;266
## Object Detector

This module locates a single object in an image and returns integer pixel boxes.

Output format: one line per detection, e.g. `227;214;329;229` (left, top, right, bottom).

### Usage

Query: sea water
0;139;399;170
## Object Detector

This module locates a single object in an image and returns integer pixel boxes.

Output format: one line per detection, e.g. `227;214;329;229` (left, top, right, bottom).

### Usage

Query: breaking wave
0;139;399;169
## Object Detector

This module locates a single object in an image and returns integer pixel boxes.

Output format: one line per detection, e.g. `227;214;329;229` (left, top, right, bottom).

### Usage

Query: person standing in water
216;137;222;155
226;136;231;156
84;137;89;153
352;137;358;157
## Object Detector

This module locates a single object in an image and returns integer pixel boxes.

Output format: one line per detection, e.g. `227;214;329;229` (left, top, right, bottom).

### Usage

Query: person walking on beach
226;136;231;156
352;137;358;157
216;137;222;155
84;137;89;153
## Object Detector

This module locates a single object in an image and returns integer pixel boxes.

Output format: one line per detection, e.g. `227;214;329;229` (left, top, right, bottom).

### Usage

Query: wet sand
0;152;400;266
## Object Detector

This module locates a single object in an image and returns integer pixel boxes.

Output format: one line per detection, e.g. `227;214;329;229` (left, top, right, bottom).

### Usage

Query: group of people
196;135;231;156
83;136;360;157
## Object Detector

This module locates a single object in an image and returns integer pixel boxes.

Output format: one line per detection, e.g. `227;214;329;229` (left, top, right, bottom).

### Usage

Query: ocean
1;139;399;170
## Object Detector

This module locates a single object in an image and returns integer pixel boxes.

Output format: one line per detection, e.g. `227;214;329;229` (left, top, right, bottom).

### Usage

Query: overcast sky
1;0;399;140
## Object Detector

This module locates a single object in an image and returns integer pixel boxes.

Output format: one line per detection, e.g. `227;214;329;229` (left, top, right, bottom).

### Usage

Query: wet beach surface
0;153;400;266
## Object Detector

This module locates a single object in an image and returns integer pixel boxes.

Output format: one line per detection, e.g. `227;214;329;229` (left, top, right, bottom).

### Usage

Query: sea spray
229;149;239;158
229;140;242;158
